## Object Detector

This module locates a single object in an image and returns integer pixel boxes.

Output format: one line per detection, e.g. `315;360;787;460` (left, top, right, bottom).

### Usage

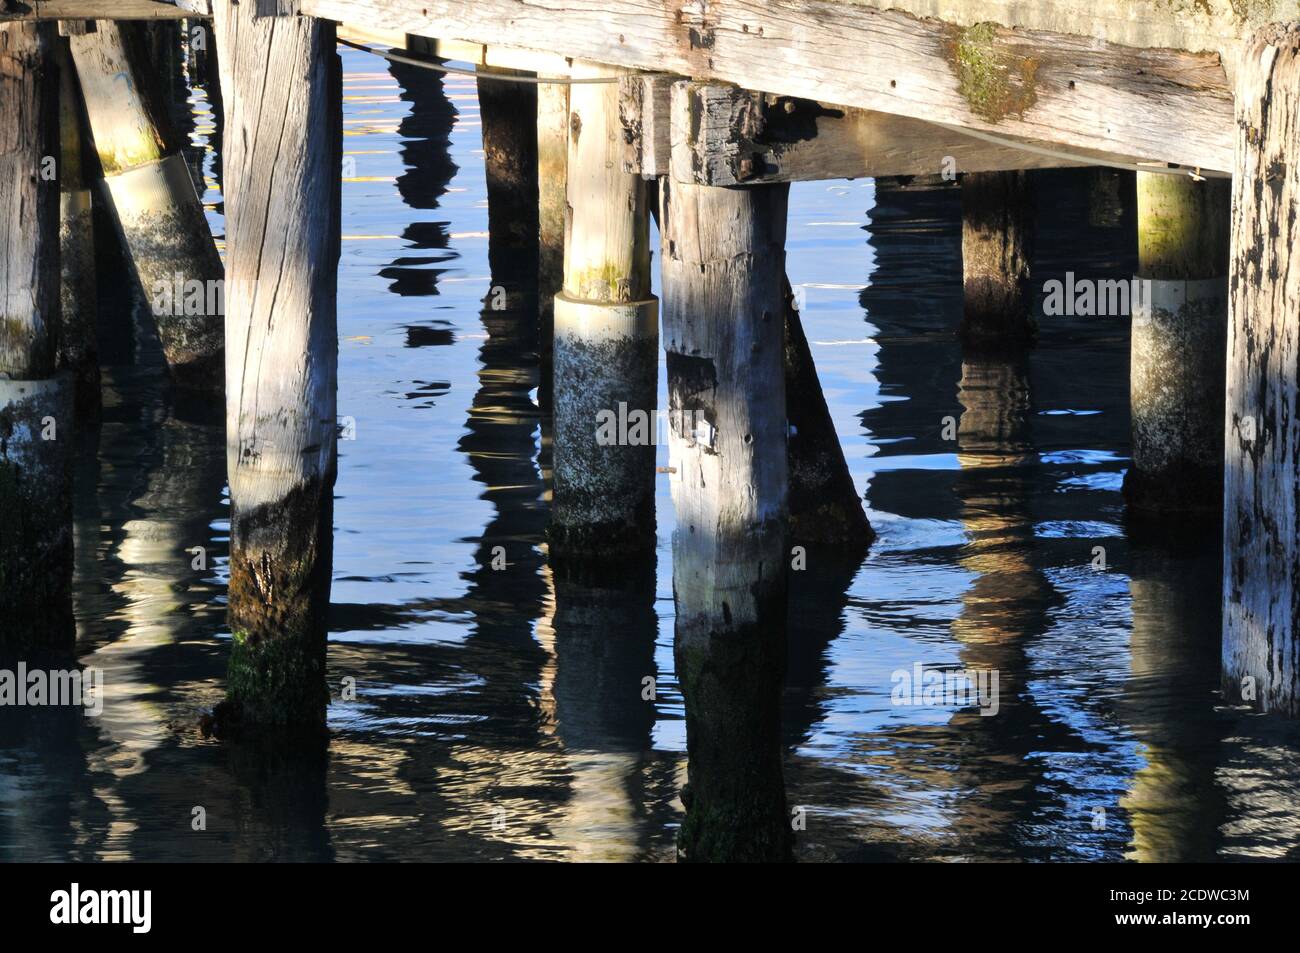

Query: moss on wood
944;22;1040;123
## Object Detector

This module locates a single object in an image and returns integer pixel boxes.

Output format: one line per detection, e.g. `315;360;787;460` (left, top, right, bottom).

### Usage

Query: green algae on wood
944;22;1041;123
226;624;330;732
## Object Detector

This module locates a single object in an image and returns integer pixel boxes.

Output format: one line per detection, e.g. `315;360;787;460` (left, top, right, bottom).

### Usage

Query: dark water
3;48;1299;863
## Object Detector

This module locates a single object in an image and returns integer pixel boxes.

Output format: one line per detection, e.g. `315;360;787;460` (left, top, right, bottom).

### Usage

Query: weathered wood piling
69;19;223;389
549;63;657;564
1124;172;1230;516
783;277;873;551
961;170;1033;343
535;74;567;410
641;79;874;553
54;32;98;413
1088;168;1135;229
0;20;75;655
211;0;341;732
476;66;538;305
1;0;1297;772
1222;24;1300;718
660;175;792;862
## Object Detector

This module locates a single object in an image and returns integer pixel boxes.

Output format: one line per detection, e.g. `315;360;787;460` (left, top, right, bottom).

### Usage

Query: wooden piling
1124;172;1230;515
0;21;75;655
961;170;1033;343
477;66;539;304
536;74;568;411
54;34;98;412
69;20;224;389
783;276;874;550
549;62;657;564
646;80;871;552
211;0;341;732
1087;167;1135;229
1222;23;1300;717
660;176;792;862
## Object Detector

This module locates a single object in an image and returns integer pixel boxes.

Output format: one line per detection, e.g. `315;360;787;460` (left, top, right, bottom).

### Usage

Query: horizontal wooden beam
636;79;1176;185
0;1;206;20
620;75;672;179
836;0;1293;82
410;36;569;75
335;25;571;76
300;0;1236;172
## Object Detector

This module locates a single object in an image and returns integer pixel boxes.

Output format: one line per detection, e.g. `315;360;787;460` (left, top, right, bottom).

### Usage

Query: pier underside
2;0;1300;873
8;0;1283;175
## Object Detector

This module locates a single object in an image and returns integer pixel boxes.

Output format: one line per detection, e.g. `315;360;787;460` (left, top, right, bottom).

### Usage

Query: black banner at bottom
0;860;1280;939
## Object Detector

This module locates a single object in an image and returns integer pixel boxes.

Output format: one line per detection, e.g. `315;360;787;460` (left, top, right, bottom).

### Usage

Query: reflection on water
4;52;1300;863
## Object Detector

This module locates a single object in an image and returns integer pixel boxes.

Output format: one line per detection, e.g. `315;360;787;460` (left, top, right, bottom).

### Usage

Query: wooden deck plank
633;79;1180;184
302;0;1237;171
0;1;205;20
847;0;1295;78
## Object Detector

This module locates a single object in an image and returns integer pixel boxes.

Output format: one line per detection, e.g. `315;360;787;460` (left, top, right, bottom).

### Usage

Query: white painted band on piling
1129;274;1228;477
553;293;659;343
1131;276;1227;326
0;376;70;404
0;375;73;468
103;152;203;222
228;443;335;514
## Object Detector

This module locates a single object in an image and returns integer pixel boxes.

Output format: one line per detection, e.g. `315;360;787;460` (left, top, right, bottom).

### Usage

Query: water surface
3;48;1299;863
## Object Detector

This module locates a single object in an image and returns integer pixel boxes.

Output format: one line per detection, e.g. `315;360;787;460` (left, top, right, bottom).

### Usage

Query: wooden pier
2;0;1300;859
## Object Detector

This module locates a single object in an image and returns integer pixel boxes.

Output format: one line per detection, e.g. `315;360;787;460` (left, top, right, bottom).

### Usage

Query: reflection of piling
0;699;93;860
784;546;865;749
1124;173;1229;516
69;20;223;390
660;175;792;862
0;22;75;656
951;351;1048;658
187;20;222;194
211;1;341;732
0;381;75;654
551;560;657;753
550;64;657;563
549;559;658;860
960;171;1033;343
1121;540;1226;861
70;383;226;850
944;347;1068;857
1223;26;1300;718
391;39;458;211
225;735;334;860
